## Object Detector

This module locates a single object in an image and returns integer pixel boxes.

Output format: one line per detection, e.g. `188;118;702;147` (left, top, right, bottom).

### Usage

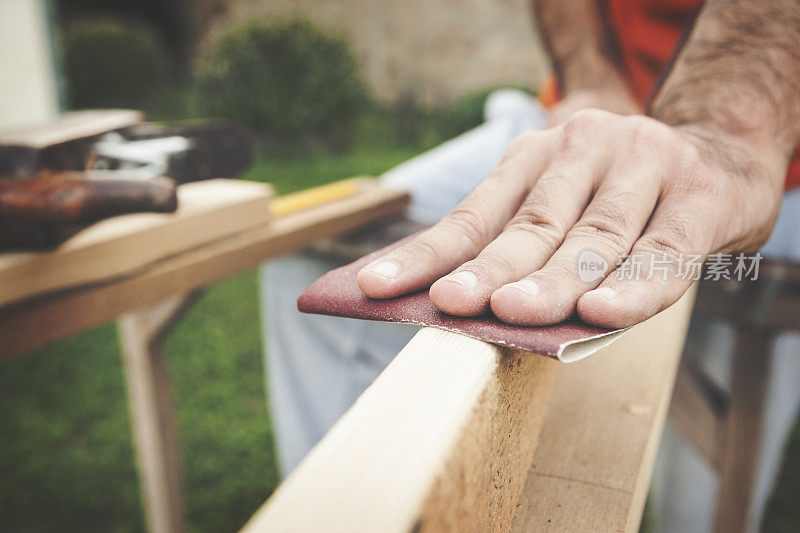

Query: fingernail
364;260;400;280
445;270;479;290
590;287;616;300
508;279;540;297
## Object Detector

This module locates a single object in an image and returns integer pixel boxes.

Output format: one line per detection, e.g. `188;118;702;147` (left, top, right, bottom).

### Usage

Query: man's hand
358;0;799;328
357;110;783;328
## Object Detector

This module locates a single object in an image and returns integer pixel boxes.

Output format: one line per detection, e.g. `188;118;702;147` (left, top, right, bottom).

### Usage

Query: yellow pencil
270;178;365;216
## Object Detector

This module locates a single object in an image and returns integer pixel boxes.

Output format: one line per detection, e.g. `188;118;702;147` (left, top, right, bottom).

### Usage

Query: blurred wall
0;0;59;128
203;0;551;105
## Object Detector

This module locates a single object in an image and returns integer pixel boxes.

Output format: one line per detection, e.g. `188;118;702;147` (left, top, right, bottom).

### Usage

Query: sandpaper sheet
298;237;629;362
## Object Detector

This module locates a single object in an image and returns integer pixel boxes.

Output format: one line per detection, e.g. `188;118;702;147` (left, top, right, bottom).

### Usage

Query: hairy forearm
652;0;800;165
532;0;625;93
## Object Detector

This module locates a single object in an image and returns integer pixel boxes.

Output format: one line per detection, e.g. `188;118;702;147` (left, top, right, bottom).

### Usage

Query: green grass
0;272;274;533
1;144;799;531
243;146;423;192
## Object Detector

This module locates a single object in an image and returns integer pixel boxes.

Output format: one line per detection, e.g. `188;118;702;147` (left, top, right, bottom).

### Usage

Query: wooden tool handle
0;171;177;222
0;171;177;249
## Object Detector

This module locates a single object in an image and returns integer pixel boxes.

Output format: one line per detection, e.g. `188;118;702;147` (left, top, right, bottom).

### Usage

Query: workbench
0;177;411;533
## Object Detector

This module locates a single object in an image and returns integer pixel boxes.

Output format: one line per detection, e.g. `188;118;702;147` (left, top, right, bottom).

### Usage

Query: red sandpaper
297;236;626;361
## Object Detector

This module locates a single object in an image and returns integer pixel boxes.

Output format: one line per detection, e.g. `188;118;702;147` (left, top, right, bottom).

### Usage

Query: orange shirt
541;0;800;189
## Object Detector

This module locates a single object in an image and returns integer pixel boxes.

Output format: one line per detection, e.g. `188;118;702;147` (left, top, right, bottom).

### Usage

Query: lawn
0;145;798;532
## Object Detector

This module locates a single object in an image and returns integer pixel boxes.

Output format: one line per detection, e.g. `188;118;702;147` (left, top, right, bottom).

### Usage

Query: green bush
61;18;168;109
387;92;435;147
195;18;368;152
434;89;493;139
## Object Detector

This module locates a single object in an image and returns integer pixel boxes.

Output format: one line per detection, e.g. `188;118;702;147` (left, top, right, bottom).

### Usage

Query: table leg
714;328;771;533
118;293;198;533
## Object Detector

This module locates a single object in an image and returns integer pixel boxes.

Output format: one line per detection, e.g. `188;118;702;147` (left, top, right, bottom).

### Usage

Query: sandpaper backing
297;237;628;362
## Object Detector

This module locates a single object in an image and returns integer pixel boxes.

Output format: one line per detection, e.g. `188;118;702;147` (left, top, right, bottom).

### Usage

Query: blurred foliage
195;18;367;154
388;92;432;147
56;0;185;49
377;85;536;149
57;12;526;156
61;18;168;109
431;87;495;139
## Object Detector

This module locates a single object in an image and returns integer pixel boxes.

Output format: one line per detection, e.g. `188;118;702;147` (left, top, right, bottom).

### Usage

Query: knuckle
636;230;688;260
562;109;605;150
569;221;628;251
470;251;521;276
536;170;574;189
539;256;578;280
440;206;491;249
506;210;564;249
486;161;518;184
530;170;579;199
626;115;671;156
569;200;633;250
679;141;705;172
504;131;539;158
561;109;616;153
566;108;606;132
404;235;444;262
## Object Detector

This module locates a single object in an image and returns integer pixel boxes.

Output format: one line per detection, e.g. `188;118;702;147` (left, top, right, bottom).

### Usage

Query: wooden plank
118;294;198;533
0;181;409;359
0;109;144;149
0;178;273;308
511;288;696;533
242;327;560;533
713;329;770;533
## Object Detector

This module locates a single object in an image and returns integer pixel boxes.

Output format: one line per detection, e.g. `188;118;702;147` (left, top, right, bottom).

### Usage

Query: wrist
559;52;629;96
548;85;641;125
651;80;796;170
674;123;788;188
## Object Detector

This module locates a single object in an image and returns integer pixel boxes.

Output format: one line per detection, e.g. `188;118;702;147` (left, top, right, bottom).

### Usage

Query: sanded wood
0;181;409;359
511;288;696;532
0;109;144;149
0;178;274;307
118;294;198;533
242;327;560;533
